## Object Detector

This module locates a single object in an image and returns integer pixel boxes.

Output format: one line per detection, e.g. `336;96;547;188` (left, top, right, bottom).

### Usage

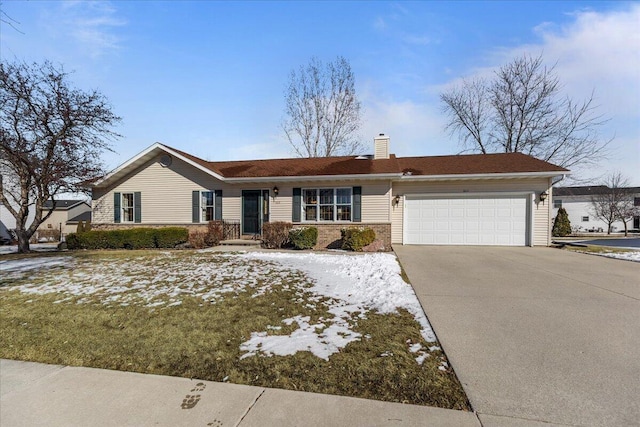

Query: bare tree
282;56;362;157
441;54;610;170
1;60;121;252
0;2;23;34
590;172;636;235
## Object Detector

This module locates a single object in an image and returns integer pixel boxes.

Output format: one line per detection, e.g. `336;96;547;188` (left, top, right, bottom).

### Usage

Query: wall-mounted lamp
393;195;401;206
272;186;279;196
539;191;548;203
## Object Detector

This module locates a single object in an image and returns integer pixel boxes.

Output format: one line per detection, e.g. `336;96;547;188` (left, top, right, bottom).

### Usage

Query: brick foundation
93;222;393;251
292;222;392;251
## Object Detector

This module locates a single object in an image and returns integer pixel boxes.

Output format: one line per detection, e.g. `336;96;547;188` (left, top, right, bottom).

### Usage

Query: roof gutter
398;170;569;181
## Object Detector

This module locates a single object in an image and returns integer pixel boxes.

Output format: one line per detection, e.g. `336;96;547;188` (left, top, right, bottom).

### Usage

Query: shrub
76;220;85;234
188;231;208;249
84;220;92;232
289;227;317;250
125;228;156;249
341;227;376;251
205;221;224;247
262;222;292;249
65;233;81;249
155;227;189;248
66;227;189;250
552;207;572;237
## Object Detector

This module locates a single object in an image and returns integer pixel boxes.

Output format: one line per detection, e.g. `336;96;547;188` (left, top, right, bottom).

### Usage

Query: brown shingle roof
397;152;567;176
166;145;566;178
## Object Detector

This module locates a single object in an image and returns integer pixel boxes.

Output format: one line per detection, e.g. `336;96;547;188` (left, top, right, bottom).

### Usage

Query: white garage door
404;195;529;246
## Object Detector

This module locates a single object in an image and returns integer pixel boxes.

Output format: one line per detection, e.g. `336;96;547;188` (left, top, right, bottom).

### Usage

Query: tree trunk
623;221;628;237
16;229;31;253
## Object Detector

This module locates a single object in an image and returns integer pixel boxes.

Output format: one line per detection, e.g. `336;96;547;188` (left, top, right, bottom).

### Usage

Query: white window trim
121;192;135;223
200;190;215;223
301;187;353;222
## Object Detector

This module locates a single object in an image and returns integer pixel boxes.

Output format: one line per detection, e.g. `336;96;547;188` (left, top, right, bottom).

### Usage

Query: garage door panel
405;196;528;246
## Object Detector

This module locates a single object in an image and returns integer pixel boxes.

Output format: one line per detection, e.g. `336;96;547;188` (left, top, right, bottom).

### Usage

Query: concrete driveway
394;246;640;427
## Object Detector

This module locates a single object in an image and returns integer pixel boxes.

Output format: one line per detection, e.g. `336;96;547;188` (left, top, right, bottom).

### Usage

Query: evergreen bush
289;227;318;250
341;227;376;251
552;207;572;237
66;227;189;250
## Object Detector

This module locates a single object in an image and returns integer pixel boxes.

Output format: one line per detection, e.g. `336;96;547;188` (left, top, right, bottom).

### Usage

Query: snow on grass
239;252;436;361
0;256;73;274
597;251;640;262
1;251;438;364
1;252;302;308
0;243;59;255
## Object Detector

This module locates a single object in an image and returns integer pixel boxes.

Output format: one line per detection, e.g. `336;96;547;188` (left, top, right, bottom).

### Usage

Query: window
554;199;562;209
201;191;214;221
582;216;589;222
122;193;134;222
634;197;640;207
302;188;352;222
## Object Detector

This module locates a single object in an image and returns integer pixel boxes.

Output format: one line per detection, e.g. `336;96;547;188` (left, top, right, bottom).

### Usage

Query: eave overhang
398;171;569;181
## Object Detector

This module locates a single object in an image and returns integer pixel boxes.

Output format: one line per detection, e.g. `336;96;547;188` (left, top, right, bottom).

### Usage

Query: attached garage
404;194;531;246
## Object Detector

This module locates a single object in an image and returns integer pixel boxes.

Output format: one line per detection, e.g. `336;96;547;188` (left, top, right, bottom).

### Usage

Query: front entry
242;190;269;235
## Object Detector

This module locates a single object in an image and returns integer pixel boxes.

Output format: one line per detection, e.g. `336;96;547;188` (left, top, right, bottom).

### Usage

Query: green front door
242;190;269;235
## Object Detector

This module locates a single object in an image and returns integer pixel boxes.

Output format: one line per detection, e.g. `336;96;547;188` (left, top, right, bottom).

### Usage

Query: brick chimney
373;134;390;159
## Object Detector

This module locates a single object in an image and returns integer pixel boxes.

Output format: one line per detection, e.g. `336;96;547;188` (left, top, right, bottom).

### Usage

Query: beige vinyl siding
93;158;393;226
39;210;69;233
93;155;231;224
391;178;552;246
283;180;391;224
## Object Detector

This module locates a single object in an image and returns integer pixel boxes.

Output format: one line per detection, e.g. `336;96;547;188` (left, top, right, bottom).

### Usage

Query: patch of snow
0;256;72;275
408;343;422;353
242;252;436;343
0;243;59;255
240;315;360;361
597;251;640;262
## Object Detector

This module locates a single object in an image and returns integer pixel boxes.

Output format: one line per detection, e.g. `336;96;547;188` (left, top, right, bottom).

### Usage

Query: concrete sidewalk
394;246;640;427
0;359;480;427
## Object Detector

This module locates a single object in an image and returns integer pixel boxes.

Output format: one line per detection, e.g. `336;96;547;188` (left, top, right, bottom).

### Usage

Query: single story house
553;186;640;233
91;135;568;247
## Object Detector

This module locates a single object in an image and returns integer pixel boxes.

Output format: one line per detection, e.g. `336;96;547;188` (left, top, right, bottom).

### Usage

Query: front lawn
0;250;470;410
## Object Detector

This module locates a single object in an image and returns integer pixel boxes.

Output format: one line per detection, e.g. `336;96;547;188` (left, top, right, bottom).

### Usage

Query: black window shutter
192;191;200;223
114;192;121;223
292;188;301;222
353;186;362;222
215;190;223;220
134;192;142;223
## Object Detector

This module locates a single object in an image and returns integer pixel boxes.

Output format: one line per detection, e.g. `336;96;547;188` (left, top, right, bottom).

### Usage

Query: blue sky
1;1;639;184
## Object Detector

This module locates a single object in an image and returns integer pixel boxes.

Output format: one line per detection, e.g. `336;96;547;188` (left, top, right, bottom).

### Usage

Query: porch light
539;191;548;203
273;186;279;196
393;195;401;206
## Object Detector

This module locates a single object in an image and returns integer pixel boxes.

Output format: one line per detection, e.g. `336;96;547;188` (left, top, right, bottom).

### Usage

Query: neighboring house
1;201;36;243
0;199;89;242
91;135;568;248
38;200;92;237
0;201;17;242
553;186;640;233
